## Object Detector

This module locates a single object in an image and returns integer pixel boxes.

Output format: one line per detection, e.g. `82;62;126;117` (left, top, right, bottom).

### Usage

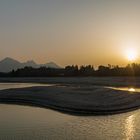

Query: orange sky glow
0;1;140;67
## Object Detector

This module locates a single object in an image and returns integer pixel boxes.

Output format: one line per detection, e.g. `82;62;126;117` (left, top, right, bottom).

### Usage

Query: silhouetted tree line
0;63;140;77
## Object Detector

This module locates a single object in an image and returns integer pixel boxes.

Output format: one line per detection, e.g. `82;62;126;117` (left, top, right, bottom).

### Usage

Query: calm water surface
0;83;140;140
0;104;140;140
0;83;53;90
107;87;140;93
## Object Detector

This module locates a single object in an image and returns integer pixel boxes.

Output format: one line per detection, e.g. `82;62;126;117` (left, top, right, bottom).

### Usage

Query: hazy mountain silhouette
0;57;61;72
40;62;61;68
22;60;38;68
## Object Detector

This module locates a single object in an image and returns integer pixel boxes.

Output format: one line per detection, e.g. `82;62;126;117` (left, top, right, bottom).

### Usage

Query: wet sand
0;83;140;115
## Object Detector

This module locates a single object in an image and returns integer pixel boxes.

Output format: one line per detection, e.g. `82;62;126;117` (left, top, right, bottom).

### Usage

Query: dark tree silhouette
79;65;95;76
0;63;140;77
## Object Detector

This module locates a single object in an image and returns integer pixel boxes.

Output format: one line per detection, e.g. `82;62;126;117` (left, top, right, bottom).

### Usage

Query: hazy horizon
1;0;140;67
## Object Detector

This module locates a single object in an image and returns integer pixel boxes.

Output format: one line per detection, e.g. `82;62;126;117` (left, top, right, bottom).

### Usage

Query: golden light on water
107;87;138;93
125;114;135;140
128;88;136;92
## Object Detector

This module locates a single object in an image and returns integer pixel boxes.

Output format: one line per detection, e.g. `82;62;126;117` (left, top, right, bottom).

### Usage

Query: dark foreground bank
0;85;140;115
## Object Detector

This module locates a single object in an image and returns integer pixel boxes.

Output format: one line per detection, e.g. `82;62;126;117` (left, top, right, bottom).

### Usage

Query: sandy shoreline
0;83;140;115
0;77;139;87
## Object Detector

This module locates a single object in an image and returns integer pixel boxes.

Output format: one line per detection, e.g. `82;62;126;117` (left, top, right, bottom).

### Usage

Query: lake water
0;83;140;140
107;86;140;93
0;83;53;90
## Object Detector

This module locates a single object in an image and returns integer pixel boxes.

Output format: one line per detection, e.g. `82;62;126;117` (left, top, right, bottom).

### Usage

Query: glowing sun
125;48;138;61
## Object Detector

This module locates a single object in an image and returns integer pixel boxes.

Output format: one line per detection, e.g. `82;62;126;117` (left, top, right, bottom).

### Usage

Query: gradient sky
1;0;140;66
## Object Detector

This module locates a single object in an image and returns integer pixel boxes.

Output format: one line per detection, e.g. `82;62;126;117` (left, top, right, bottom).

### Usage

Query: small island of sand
0;77;140;115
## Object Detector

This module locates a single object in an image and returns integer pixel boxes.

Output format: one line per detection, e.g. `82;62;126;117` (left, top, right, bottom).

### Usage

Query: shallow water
0;83;53;90
0;104;140;140
0;83;140;140
107;86;140;93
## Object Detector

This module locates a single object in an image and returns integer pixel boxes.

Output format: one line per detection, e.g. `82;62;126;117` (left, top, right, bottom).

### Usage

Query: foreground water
0;83;53;90
0;83;140;140
0;104;140;140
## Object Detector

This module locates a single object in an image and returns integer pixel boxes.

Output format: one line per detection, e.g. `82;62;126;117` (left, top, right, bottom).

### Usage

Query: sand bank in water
0;85;140;115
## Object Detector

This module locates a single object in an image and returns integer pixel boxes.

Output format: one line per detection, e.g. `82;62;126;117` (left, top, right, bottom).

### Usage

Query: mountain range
0;57;61;72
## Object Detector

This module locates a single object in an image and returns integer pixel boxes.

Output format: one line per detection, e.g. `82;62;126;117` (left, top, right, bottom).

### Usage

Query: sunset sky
0;0;140;66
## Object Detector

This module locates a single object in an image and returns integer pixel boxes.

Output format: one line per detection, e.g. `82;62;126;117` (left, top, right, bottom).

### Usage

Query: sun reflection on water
107;87;140;93
128;88;136;92
124;114;135;140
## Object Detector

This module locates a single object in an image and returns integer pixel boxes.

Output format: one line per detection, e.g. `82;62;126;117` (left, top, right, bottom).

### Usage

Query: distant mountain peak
1;57;20;65
3;57;11;60
25;60;37;65
2;57;18;62
47;62;56;64
41;61;61;69
0;57;61;72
